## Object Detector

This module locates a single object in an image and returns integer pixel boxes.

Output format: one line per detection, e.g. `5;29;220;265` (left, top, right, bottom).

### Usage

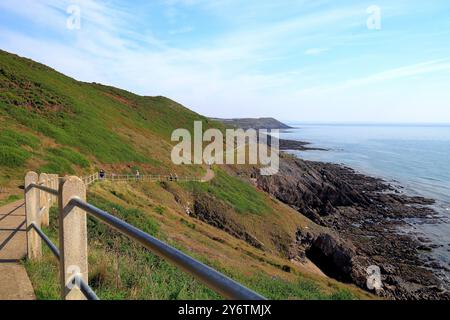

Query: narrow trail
0;200;35;300
201;168;215;182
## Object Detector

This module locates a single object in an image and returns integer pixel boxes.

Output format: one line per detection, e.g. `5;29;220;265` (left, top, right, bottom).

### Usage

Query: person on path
135;170;140;181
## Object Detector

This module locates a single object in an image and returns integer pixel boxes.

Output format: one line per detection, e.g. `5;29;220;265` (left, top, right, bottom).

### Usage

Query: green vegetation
2;49;368;300
25;197;356;300
183;169;271;215
240;273;354;300
0;129;39;148
0;49;222;179
47;147;90;168
0;127;37;168
25;200;220;300
0;194;21;206
39;147;90;175
154;205;166;215
0;146;31;167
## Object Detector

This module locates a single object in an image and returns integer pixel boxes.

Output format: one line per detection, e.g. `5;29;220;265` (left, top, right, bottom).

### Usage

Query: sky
0;0;450;123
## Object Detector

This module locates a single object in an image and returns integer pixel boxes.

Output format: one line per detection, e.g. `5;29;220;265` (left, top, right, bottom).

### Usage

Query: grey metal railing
82;173;203;185
71;198;265;300
24;171;265;301
30;222;100;300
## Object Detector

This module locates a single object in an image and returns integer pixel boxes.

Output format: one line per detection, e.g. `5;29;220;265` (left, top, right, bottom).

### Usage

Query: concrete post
51;174;58;205
39;173;50;227
59;176;88;300
48;175;54;206
25;171;41;260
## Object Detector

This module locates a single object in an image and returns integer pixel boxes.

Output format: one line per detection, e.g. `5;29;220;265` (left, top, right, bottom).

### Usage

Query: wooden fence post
58;176;88;300
25;171;41;260
39;173;50;227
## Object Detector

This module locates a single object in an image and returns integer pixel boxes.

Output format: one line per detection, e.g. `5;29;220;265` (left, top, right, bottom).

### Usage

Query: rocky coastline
256;154;450;300
279;138;327;152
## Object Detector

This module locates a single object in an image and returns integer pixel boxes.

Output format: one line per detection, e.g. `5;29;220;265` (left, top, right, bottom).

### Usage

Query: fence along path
18;171;263;300
81;172;206;186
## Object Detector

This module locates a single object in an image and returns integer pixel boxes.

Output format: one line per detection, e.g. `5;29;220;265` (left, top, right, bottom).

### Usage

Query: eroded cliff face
255;155;449;300
191;193;265;250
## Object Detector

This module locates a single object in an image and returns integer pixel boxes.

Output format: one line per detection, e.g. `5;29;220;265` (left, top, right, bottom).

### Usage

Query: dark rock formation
279;139;327;152
256;155;449;300
191;193;265;250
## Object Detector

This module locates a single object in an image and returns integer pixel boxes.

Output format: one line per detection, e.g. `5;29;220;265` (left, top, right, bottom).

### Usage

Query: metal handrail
30;222;99;300
28;185;99;301
27;179;264;300
74;275;100;301
31;223;60;259
31;183;59;196
70;197;266;300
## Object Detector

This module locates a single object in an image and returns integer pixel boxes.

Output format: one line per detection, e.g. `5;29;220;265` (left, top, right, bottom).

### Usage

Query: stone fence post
58;176;88;300
25;171;41;260
39;173;50;227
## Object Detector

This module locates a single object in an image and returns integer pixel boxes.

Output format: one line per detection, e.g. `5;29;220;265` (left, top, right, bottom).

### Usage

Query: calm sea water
281;123;450;282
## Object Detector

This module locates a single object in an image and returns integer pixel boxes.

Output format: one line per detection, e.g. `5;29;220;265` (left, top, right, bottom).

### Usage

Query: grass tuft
0;145;31;167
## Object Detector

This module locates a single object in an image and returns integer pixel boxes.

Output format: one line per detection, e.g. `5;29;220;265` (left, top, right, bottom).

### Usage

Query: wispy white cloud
1;0;450;122
305;48;329;56
295;59;450;94
338;59;450;89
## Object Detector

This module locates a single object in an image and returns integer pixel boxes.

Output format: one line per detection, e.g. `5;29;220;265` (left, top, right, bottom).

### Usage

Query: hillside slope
0;49;220;187
211;117;292;130
0;50;373;299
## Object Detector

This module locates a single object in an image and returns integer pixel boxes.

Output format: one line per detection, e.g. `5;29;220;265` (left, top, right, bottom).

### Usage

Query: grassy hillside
0;49;218;189
26;180;372;300
0;49;374;300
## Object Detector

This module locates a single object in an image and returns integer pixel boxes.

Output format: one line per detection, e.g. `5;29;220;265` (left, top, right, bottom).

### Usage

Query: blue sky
1;0;450;123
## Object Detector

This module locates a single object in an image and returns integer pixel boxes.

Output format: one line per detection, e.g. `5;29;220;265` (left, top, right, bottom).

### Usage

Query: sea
281;123;450;285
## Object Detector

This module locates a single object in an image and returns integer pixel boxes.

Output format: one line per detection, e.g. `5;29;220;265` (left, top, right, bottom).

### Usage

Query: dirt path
0;200;35;300
201;168;215;182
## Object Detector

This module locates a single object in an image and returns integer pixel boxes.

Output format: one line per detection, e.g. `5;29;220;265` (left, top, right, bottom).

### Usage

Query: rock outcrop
255;155;450;300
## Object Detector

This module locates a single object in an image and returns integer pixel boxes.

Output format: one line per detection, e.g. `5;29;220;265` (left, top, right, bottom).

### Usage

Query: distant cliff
211;117;292;130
